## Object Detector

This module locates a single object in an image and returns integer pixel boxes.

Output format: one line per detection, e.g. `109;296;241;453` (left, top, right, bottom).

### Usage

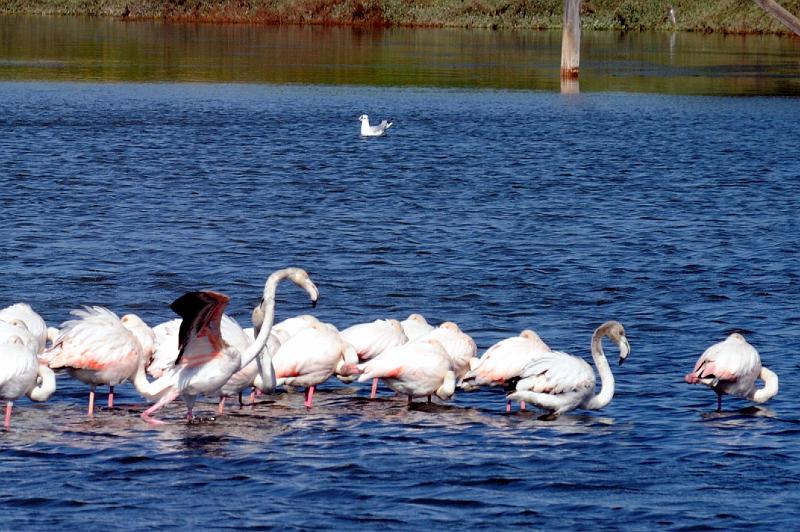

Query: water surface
1;16;800;94
1;82;799;528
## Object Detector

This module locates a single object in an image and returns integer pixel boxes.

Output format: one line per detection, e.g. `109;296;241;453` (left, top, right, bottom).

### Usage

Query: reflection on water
1;16;799;95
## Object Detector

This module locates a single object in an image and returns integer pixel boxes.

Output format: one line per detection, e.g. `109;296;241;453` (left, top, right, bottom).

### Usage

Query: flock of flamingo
0;267;780;429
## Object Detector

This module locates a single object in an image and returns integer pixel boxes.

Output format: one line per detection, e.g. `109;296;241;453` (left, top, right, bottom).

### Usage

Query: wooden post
753;0;800;37
561;0;581;79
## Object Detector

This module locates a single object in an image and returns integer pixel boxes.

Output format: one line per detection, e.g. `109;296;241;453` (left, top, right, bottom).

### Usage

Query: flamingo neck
27;364;56;402
583;328;615;410
132;350;159;400
750;366;779;403
240;273;283;369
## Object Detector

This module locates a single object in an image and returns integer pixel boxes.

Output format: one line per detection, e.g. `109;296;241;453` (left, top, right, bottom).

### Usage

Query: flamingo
132;267;319;424
461;329;551;390
216;327;283;412
147;314;270;413
400;313;435;341
418;322;477;381
357;339;456;403
45;307;156;415
1;330;56;429
340;318;408;398
685;332;779;412
0;303;49;355
271;322;359;408
505;321;630;419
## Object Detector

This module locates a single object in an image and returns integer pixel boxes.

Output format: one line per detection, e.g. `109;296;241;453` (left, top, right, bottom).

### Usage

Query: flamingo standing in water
271;322;359;408
341;318;408;398
505;321;630;419
45;307;156;416
1;320;56;429
460;329;551;410
132;267;319;424
357;338;456;403
685;332;778;412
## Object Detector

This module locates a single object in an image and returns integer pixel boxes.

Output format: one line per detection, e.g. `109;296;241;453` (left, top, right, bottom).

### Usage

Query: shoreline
2;1;800;35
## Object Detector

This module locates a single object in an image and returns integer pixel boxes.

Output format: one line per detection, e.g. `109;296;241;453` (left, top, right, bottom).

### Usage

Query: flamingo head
603;321;630;366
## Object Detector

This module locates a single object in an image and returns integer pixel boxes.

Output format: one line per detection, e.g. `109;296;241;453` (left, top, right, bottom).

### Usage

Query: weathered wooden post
560;0;581;80
753;0;800;36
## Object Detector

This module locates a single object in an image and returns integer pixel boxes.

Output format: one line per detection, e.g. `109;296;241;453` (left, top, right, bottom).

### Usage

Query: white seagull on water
359;114;393;136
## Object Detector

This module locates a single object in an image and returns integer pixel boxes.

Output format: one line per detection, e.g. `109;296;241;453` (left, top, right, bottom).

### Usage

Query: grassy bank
2;0;799;34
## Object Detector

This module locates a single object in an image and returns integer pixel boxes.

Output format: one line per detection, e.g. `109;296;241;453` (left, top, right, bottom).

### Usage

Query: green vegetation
2;0;799;34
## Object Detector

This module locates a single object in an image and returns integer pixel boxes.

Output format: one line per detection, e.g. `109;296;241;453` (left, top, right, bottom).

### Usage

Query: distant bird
133;267;319;424
46;307;156;416
400;313;435;341
340;318;408;397
359;114;393;136
1;331;55;429
685;332;778;412
506;321;630;419
357;339;456;403
666;5;677;25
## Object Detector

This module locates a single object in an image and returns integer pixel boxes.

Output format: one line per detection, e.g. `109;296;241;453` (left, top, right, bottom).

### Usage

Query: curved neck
241;272;287;368
751;366;779;403
27;364;56;402
583;329;615;410
132;353;158;400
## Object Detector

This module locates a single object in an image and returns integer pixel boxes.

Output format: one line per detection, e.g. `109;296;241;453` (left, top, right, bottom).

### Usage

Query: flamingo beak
618;337;631;366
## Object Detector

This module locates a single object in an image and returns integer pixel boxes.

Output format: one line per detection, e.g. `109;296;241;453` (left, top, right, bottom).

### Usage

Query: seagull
359;114;393;136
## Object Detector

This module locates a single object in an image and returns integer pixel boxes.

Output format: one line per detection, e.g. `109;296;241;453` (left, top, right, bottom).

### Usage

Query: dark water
1;78;800;528
2;16;800;95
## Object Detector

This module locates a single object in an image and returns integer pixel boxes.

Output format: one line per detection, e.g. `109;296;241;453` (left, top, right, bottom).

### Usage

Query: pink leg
304;385;316;408
218;396;225;415
520;401;526;411
141;389;179;426
506;401;511;413
88;385;96;417
108;385;114;409
4;401;12;429
249;389;256;406
370;378;378;399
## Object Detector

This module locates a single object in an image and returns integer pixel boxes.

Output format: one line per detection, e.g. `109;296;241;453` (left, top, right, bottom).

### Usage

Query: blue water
1;81;800;529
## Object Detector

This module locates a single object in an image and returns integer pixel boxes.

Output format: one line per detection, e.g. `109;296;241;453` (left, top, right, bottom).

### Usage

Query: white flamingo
506;321;630;419
0;303;50;355
132;267;318;424
460;330;551;389
417;322;477;381
340;318;408;398
1;331;56;429
45;307;156;416
357;339;456;403
272;322;359;407
400;313;435;341
685;332;778;412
